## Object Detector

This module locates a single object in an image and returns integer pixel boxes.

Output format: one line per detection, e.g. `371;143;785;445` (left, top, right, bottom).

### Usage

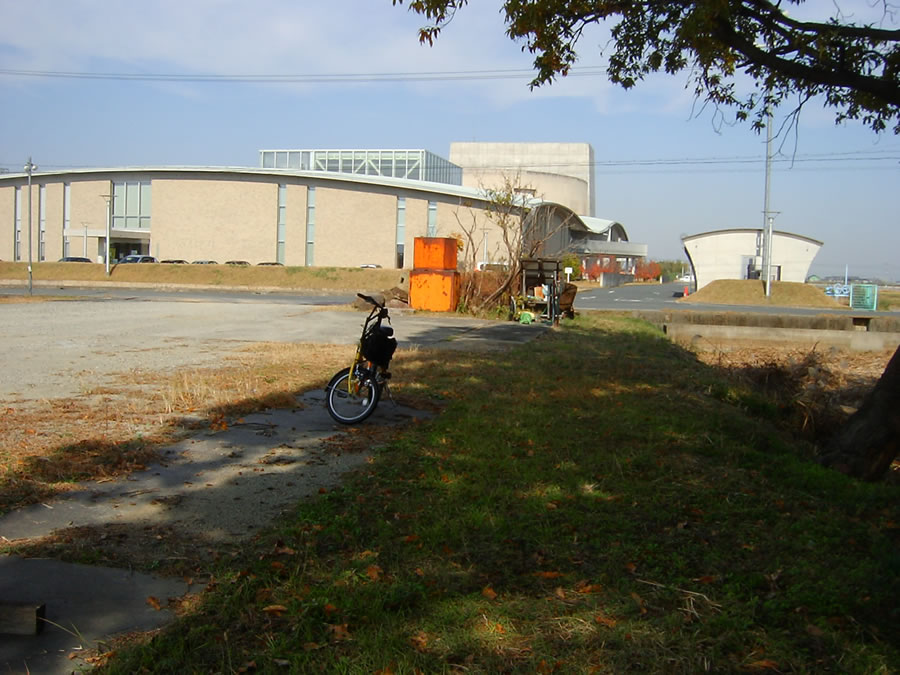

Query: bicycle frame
346;294;390;392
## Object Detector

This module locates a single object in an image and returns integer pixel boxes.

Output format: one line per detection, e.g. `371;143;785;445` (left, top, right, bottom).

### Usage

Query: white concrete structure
682;228;823;290
449;142;595;217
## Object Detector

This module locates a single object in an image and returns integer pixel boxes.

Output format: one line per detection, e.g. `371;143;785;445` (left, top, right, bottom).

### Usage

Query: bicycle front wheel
325;366;381;424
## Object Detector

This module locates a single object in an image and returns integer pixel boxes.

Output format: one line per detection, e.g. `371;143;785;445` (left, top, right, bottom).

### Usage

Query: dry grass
0;261;408;292
693;342;895;443
0;342;355;513
682;279;843;307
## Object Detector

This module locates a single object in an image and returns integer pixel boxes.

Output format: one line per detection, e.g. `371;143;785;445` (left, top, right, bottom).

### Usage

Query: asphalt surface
0;293;550;674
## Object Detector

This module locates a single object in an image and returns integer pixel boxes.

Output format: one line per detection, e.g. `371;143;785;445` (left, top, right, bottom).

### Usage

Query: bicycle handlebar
357;293;384;309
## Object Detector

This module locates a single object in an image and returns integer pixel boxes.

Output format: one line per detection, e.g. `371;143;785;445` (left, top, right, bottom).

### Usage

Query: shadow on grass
100;314;899;674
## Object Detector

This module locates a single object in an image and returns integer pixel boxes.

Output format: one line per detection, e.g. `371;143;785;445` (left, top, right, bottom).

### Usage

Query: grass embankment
99;314;898;673
0;261;407;292
682;280;842;308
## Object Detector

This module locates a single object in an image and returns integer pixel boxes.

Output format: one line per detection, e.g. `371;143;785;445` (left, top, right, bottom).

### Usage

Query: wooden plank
0;602;46;635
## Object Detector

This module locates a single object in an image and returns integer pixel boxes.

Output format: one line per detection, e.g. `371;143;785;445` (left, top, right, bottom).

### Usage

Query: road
574;281;899;317
3;280;897;317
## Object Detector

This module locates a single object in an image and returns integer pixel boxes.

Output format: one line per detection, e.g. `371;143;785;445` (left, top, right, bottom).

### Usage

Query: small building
682;228;823;291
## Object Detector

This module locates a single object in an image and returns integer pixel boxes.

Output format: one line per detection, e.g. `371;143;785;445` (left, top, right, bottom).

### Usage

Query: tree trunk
817;345;900;481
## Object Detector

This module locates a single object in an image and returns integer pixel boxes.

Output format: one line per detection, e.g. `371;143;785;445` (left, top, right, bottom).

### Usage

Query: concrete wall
683;229;822;290
450;142;594;216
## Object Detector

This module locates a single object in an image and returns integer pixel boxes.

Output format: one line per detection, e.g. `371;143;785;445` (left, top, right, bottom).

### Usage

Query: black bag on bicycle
362;328;397;368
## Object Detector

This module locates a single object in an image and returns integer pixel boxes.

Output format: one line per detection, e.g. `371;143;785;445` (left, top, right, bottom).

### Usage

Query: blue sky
1;0;898;280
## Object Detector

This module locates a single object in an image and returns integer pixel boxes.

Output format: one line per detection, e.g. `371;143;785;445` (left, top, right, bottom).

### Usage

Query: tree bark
818;345;900;481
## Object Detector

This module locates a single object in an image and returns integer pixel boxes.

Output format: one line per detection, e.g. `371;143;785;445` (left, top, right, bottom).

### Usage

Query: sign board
850;284;878;311
825;284;850;298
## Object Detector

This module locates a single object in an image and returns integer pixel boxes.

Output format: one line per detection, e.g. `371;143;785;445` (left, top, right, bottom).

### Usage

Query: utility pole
101;191;113;276
24;158;37;295
762;111;776;298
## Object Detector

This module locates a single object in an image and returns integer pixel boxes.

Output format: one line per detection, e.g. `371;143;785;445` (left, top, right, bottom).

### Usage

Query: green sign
850;284;878;311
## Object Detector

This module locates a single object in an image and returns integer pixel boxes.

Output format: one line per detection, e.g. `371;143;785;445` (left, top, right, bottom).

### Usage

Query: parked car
58;256;93;263
257;261;284;266
191;260;218;265
225;260;250;266
119;255;158;264
161;259;188;264
359;263;382;269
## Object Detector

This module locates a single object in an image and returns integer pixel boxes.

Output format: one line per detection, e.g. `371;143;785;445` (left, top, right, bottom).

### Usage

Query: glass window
427;201;438;237
39;185;46;261
14;187;21;261
63;183;71;230
113;180;151;229
277;184;287;265
305;186;315;266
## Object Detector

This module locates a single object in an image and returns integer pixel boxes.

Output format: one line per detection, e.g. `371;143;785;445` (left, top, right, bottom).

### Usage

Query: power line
0;66;609;83
1;150;896;174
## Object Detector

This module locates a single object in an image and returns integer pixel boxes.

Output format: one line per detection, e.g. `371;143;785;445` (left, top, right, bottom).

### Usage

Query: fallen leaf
577;584;603;594
404;534;420;543
328;623;351;641
410;631;429;652
625;562;637;574
323;603;338;615
482;586;498;600
366;564;383;581
746;659;779;670
262;604;288;616
146;596;161;611
594;614;617;628
535;571;564;579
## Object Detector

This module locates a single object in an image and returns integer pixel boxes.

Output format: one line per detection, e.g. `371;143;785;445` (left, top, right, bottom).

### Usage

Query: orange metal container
413;237;458;271
409;270;460;312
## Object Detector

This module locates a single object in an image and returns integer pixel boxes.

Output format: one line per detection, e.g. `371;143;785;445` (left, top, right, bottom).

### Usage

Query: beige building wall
65;179;114;262
284;185;308;267
0;185;15;261
315;186;397;268
42;183;65;262
152;177;278;263
1;169;521;271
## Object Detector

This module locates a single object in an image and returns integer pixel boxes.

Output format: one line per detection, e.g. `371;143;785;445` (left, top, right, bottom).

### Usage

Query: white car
119;255;158;264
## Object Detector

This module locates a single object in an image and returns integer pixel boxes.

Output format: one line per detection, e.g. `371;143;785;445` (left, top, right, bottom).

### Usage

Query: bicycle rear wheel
325;366;381;424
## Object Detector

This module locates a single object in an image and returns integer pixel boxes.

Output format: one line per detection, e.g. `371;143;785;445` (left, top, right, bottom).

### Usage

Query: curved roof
682;228;823;247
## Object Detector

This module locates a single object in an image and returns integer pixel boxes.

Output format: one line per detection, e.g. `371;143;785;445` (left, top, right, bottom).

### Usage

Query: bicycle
325;293;397;424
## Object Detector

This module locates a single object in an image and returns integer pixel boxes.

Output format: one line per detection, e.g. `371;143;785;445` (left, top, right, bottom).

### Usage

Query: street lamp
101;191;113;276
24;157;37;295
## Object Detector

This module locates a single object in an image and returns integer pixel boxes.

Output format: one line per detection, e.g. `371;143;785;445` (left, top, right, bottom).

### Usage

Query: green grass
99;314;899;673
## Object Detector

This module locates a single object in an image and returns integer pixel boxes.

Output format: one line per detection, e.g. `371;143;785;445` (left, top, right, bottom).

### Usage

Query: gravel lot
1;298;545;402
